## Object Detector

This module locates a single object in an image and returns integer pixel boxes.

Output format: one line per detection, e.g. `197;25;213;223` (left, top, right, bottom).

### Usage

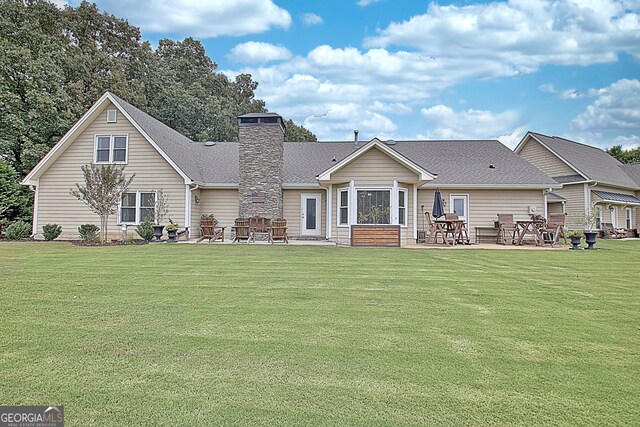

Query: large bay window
95;135;128;164
120;191;156;224
338;187;407;226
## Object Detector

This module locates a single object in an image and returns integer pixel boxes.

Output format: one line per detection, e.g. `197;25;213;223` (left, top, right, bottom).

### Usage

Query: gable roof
317;139;436;182
22;92;195;185
519;132;638;189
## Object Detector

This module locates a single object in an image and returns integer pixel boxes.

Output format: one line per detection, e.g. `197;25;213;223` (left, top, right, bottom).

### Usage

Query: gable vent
106;109;117;123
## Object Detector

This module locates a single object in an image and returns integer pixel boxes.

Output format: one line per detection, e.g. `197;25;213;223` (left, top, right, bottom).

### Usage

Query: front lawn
1;241;638;425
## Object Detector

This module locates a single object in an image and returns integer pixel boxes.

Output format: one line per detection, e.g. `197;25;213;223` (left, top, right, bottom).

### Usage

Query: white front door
611;206;618;228
301;193;321;235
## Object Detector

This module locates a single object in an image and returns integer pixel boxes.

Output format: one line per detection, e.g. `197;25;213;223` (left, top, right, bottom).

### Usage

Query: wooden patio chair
425;212;448;244
232;218;252;243
196;218;223;243
602;222;627;239
444;213;459;220
268;218;289;244
540;213;567;246
496;213;519;245
249;216;271;241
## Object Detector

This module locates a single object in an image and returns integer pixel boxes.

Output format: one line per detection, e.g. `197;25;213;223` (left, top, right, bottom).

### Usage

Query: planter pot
584;231;598;250
152;225;165;242
166;229;178;243
569;236;582;250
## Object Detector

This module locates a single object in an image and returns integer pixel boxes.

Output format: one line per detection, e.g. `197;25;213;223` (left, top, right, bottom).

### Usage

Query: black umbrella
432;188;445;219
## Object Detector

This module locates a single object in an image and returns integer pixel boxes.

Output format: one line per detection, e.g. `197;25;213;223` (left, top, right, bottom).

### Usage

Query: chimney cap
238;112;285;132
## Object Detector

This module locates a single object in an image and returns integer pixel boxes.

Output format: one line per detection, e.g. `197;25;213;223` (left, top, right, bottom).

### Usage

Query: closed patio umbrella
432;188;445;219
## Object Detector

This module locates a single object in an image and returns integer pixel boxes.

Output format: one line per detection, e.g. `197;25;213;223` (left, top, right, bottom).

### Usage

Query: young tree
70;164;134;243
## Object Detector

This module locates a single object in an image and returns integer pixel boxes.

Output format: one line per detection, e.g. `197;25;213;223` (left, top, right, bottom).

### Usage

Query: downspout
31;181;39;238
185;183;200;231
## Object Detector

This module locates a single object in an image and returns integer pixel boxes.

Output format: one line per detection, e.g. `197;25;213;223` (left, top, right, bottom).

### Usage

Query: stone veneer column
237;113;285;218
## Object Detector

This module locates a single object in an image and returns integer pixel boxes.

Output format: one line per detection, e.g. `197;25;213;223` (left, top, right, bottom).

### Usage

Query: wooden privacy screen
351;225;401;247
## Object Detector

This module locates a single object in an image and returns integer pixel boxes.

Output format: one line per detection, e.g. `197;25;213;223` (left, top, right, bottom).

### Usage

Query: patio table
516;220;544;246
435;220;470;245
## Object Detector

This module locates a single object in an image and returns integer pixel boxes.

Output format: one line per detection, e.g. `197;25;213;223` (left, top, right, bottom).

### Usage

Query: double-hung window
338;189;349;226
95;135;128;164
120;191;156;225
398;189;407;226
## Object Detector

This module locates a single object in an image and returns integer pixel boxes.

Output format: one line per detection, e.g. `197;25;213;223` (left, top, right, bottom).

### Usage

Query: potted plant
567;230;583;250
152;189;169;242
581;206;599;250
165;222;179;243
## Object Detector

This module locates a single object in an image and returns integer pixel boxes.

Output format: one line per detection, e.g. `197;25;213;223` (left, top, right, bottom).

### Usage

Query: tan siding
283;190;326;237
190;189;201;238
418;188;544;243
552;184;585;229
519;137;576;177
332;147;419;185
547;202;564;214
36;101;185;240
199;189;239;230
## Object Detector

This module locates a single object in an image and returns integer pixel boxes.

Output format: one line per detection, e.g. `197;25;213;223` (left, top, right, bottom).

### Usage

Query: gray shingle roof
531;132;638;189
107;94;557;188
109;92;203;182
547;193;566;201
592;190;640;204
620;163;640;186
553;174;586;184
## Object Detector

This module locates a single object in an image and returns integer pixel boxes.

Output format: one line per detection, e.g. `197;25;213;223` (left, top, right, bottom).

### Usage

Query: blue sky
59;0;640;149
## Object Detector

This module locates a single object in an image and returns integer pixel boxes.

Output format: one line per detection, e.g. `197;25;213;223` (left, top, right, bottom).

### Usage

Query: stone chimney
237;112;285;218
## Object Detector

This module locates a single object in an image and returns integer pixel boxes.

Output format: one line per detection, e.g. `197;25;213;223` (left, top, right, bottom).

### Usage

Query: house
23;92;561;245
515;132;640;232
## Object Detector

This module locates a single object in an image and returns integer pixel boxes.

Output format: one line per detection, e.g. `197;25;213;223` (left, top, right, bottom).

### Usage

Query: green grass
1;241;639;426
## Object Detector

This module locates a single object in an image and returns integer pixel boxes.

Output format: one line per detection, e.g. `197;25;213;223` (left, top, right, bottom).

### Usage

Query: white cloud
357;0;384;6
420;104;523;145
77;0;291;38
50;0;68;8
613;134;640;150
572;79;640;130
560;89;583;99
227;42;292;64
301;13;323;26
365;0;640;71
539;83;557;93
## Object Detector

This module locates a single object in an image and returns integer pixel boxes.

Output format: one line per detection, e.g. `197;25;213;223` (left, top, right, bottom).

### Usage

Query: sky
58;0;640;149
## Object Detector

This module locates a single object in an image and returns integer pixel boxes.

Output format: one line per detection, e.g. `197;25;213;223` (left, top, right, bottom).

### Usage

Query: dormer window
94;135;128;164
106;109;117;123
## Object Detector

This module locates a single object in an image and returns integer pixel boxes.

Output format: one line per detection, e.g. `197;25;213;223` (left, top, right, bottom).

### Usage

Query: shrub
42;223;62;241
136;219;154;241
165;222;179;231
5;220;31;240
78;224;100;242
201;213;218;226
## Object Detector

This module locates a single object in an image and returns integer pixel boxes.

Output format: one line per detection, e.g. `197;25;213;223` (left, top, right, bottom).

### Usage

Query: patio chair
602;222;627;239
496;213;519;245
176;226;190;241
268;218;289;244
444;213;459;220
249;216;271;241
425;212;448;244
540;213;567;246
232;218;252;243
196;218;223;243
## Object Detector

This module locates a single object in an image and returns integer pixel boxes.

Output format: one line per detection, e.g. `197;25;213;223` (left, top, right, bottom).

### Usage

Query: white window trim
94;134;129;164
625;207;632;229
337;187;349;227
595;205;603;229
337;186;408;228
106;109;117;123
449;194;470;222
118;189;156;225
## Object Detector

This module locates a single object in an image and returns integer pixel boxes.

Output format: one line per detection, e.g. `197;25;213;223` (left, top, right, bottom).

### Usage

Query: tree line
0;0;315;231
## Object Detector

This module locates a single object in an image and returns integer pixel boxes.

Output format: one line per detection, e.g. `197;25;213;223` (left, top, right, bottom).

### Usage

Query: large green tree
606;145;640;164
0;0;316;179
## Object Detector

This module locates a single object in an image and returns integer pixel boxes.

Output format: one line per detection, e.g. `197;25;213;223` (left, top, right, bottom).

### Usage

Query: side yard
0;242;638;425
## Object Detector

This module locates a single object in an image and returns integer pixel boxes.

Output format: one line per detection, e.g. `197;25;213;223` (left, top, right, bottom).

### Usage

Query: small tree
70;164;134;243
153;189;169;225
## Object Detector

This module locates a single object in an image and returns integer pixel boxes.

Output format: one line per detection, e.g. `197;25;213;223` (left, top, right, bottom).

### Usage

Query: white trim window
595;205;603;229
398;189;407;226
338;188;349;226
119;191;156;225
450;194;469;222
625;207;632;229
106;109;117;123
94;134;128;164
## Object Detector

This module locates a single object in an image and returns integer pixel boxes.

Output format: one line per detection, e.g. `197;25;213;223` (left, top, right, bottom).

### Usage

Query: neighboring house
23;92;560;245
515;132;640;231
